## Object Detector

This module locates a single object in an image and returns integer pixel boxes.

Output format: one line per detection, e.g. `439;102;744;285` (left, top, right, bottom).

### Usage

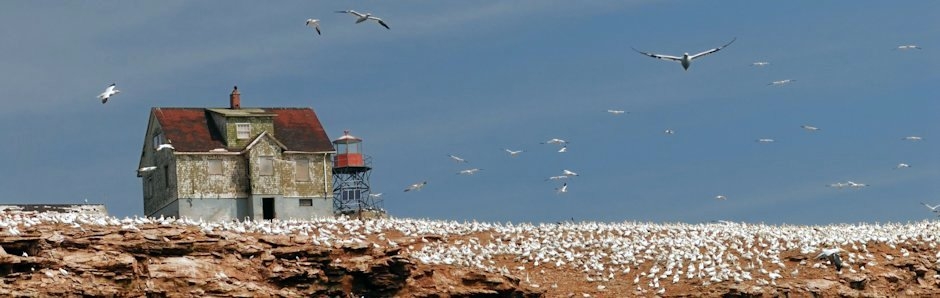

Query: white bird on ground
137;166;157;174
921;202;940;212
448;155;467;163
404;181;427;192
556;183;568;194
335;10;390;29
631;38;736;71
897;44;921;50
715;195;727;201
768;79;795;86
752;61;770;67
816;248;843;271
607;109;627;115
756;138;775;143
504;149;524;157
801;125;820;132
558;146;568;153
305;19;321;35
457;168;482;175
156;144;175;151
562;169;579;176
664;129;675;135
896;163;911;169
541;138;568;145
369;193;383;198
97;83;120;104
903;136;923;141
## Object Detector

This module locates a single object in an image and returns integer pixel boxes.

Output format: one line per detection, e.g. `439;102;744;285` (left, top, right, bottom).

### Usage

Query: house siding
225;116;275;148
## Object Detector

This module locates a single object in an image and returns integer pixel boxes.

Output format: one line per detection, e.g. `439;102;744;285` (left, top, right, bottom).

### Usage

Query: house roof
152;107;334;153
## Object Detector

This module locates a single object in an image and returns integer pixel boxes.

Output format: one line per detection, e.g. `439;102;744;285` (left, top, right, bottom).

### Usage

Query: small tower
332;130;381;218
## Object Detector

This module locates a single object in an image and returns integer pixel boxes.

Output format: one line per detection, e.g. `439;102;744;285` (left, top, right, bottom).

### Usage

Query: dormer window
236;123;251;139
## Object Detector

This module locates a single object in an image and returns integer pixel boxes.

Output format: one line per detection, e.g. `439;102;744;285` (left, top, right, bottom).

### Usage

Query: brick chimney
230;86;240;109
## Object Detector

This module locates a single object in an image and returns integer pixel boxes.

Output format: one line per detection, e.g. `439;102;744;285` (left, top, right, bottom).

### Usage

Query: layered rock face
0;223;541;297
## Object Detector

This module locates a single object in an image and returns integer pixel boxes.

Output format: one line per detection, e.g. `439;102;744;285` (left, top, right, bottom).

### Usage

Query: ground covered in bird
2;209;940;297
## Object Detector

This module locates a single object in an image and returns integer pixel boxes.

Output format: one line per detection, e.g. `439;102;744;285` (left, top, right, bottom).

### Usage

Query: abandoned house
137;87;335;221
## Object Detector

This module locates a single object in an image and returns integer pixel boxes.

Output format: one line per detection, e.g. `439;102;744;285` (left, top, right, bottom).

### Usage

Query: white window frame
236;123;251;140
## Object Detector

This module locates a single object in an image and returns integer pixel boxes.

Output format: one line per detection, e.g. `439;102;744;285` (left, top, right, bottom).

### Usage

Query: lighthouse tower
331;130;381;218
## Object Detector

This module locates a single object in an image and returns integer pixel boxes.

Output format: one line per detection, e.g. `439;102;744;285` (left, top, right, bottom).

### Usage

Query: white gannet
504;149;524;157
448;154;467;163
556;183;568;194
607;109;627;115
368;193;383;198
896;44;921;50
305;19;321;35
816;248;843;271
97;83;120;104
664;129;675;135
756;138;775;143
562;169;579;176
632;38;736;71
896;163;911;169
558;146;568;153
827;182;847;189
715;195;727;201
156;144;175;151
800;125;820;132
545;175;569;181
846;181;868;189
404;181;427;192
335;10;390;29
457;168;482;175
768;79;795;86
751;61;770;67
137;166;157;174
903;136;923;141
541;138;568;145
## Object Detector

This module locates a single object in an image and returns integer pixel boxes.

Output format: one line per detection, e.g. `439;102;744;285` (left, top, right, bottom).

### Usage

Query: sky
0;1;937;225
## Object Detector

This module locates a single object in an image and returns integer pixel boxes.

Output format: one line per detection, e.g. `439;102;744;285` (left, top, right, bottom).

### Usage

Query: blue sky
0;1;937;224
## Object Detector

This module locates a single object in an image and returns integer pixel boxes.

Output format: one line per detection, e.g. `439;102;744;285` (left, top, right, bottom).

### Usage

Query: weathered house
138;87;335;221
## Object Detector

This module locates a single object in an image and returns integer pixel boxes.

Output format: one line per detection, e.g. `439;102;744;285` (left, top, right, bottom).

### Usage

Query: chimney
230;86;240;109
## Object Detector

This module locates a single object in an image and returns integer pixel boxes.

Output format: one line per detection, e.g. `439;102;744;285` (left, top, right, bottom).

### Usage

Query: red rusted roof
152;107;334;152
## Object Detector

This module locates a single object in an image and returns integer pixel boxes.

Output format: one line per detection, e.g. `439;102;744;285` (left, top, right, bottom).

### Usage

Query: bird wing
375;19;390;29
315;26;321;35
631;48;682;61
336;10;365;17
689;37;736;60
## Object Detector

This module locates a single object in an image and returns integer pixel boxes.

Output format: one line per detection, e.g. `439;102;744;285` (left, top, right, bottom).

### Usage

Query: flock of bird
5;208;940;295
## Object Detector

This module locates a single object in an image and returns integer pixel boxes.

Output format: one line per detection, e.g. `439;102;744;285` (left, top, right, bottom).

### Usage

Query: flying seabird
715;195;727;200
664;129;675;135
756;138;775;143
556;183;568;194
557;146;568;153
801;125;820;132
504;149;524;157
457;168;482;175
903;136;923;141
751;61;770;67
816;248;843;271
448;154;467;163
156;144;175;151
896;45;922;50
369;193;383;198
768;79;795;86
335;10;390;29
846;181;868;189
562;169;579;176
545;175;569;181
827;182;847;189
541;138;568;145
305;19;321;35
921;202;940;212
632;38;736;71
404;181;427;192
896;163;911;169
607;109;627;115
97;83;120;104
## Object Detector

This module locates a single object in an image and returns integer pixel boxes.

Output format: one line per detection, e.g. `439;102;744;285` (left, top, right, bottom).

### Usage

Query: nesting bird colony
5;209;940;296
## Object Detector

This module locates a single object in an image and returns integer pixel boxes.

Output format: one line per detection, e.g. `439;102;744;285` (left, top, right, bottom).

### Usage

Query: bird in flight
715;195;727;200
98;83;120;104
632;38;736;71
896;44;922;50
664;129;676;135
827;182;847;189
756;138;775;144
545;175;569;181
137;166;157;174
448;154;467;163
504;149;524;157
903;136;923;141
457;168;482;175
156;144;175;151
368;193;383;198
607;109;627;115
404;181;427;192
751;61;770;67
921;202;940;212
768;79;795;86
305;19;321;35
896;163;911;169
541;138;568;145
555;183;568;194
846;181;868;189
816;248;843;271
562;169;579;176
335;10;390;29
800;125;820;132
557;146;568;153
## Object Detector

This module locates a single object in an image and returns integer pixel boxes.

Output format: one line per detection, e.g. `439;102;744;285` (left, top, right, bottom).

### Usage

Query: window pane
299;199;313;206
236;123;251;139
259;157;274;176
295;159;310;181
208;159;223;175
